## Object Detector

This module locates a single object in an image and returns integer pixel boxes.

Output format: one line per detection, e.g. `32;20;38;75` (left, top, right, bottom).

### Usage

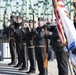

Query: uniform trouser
48;47;55;60
16;40;22;65
9;39;16;63
20;44;28;68
55;51;68;75
27;47;36;71
35;47;48;75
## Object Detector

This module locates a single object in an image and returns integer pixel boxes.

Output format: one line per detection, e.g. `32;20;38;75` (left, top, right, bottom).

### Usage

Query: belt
36;45;46;48
23;43;26;45
36;45;51;48
27;46;34;48
57;39;60;42
10;37;14;39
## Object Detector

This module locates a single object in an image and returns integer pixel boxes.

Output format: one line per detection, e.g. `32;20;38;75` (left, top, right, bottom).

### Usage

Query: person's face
13;17;17;22
4;21;8;26
17;18;22;23
29;22;33;29
47;18;51;23
22;22;27;29
74;16;76;23
38;21;44;27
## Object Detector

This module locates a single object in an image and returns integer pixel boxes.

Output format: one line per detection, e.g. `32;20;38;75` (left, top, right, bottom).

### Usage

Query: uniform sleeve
47;26;59;40
49;32;59;40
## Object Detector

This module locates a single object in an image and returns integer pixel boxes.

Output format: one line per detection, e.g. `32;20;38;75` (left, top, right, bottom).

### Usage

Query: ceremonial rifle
44;27;48;68
32;9;35;45
20;21;24;50
29;0;35;45
3;10;6;25
3;10;7;42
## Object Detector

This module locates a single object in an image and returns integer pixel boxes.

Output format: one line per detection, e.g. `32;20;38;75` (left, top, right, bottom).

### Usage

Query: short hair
29;19;36;23
10;15;15;19
17;16;23;20
38;17;44;21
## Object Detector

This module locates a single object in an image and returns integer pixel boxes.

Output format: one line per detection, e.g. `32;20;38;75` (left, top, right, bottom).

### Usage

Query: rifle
44;27;48;68
3;10;6;25
20;21;24;49
3;10;7;42
9;24;16;47
32;9;35;45
20;30;22;49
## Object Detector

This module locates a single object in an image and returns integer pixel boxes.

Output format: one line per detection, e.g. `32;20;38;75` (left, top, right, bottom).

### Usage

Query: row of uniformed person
4;16;36;73
3;15;68;75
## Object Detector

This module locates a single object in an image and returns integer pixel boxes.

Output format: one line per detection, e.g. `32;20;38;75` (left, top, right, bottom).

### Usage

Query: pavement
0;59;74;75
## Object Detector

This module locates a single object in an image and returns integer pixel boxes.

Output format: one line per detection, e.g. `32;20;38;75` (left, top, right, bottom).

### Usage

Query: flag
52;0;76;51
52;0;67;46
52;0;76;73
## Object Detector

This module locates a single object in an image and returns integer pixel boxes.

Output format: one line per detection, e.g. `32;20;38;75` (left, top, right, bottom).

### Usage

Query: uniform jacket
47;26;64;51
34;25;50;46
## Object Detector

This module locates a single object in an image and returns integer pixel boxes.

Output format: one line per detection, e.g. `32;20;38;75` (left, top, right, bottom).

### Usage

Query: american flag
53;0;76;72
57;0;68;16
52;0;76;50
52;0;67;46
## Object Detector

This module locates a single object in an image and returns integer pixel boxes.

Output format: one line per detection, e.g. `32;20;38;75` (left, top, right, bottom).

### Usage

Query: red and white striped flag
53;0;76;72
52;0;67;46
57;0;69;16
52;0;76;50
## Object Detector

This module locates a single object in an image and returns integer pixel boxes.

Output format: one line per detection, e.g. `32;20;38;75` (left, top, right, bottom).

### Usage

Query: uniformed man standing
8;17;17;65
25;20;36;74
14;16;23;67
46;17;55;61
34;17;48;75
44;25;68;75
18;20;28;70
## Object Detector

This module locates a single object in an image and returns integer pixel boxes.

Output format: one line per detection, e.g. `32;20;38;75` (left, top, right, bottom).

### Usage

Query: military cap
29;19;33;23
38;17;44;21
17;16;23;19
29;19;36;23
10;15;15;19
24;20;29;23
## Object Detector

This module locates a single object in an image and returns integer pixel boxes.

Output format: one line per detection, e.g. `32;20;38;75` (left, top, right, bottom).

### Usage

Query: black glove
31;28;38;35
44;34;49;39
14;29;20;35
22;29;26;35
43;24;50;30
72;48;76;54
31;28;36;32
